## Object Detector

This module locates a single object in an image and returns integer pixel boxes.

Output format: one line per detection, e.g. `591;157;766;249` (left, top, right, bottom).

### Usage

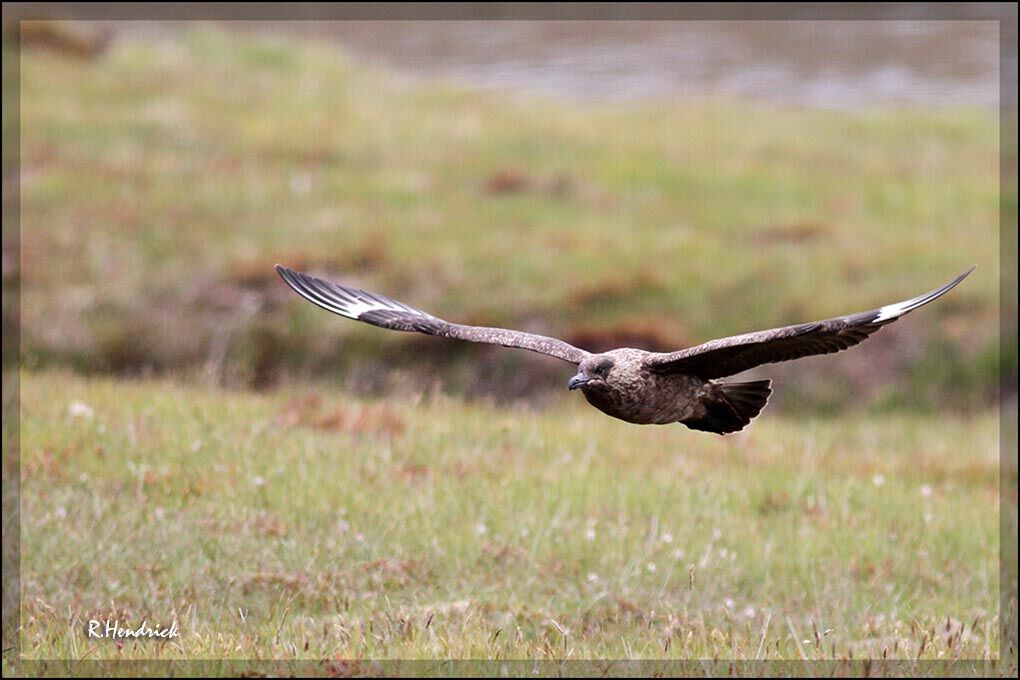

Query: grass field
14;370;1000;667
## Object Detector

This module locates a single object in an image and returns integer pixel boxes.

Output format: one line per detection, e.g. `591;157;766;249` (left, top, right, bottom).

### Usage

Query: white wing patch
333;292;414;321
874;299;914;323
275;265;426;321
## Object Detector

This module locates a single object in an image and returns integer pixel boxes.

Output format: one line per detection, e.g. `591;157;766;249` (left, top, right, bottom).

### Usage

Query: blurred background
4;13;1010;414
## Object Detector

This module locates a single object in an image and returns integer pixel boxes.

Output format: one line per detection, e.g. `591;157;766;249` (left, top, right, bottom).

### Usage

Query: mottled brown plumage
276;264;973;434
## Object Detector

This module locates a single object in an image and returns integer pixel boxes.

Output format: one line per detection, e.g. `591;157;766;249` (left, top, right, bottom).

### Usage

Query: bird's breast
582;372;704;425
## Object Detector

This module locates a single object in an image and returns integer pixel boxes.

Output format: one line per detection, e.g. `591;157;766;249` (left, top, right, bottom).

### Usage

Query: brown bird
276;265;973;434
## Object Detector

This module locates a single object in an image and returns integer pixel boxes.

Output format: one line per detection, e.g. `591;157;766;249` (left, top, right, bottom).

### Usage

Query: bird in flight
276;264;973;434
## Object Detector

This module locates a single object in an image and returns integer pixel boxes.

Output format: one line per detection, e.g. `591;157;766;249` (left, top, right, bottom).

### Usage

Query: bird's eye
596;364;610;377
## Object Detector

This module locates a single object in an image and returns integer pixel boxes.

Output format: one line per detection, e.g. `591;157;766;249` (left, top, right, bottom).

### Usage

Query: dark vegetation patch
15;20;112;60
564;318;691;355
566;271;665;309
753;221;830;245
483;168;575;198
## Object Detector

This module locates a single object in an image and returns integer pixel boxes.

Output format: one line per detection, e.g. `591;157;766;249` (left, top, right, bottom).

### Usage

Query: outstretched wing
644;267;974;379
276;265;590;364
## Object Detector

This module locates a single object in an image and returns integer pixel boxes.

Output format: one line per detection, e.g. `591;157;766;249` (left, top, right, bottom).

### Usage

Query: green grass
14;25;1003;407
16;370;1000;665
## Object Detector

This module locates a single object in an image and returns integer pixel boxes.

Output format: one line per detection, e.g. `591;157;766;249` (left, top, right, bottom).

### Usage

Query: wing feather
644;267;974;379
276;265;590;364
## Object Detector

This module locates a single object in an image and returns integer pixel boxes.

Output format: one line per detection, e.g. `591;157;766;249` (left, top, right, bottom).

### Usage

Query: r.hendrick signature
87;619;180;640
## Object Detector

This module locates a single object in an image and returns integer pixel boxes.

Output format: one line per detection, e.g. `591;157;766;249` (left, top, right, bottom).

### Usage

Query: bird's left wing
276;265;590;364
643;267;974;379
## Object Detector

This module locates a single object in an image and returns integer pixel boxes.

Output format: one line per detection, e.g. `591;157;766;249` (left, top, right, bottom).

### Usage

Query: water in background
225;20;1000;108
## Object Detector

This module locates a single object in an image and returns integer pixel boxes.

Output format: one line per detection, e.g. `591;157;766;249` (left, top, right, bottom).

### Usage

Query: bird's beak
568;372;590;391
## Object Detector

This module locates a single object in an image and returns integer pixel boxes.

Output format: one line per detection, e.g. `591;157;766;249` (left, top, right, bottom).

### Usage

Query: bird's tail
681;380;772;435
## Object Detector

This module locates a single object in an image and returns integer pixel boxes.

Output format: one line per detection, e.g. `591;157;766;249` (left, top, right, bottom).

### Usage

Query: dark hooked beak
568;372;590;391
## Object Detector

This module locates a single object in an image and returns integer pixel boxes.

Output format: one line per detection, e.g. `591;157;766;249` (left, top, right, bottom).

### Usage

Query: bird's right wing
276;265;591;365
643;267;974;379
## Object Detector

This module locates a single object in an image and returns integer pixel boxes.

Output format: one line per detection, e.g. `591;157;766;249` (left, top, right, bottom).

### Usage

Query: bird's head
568;355;615;391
